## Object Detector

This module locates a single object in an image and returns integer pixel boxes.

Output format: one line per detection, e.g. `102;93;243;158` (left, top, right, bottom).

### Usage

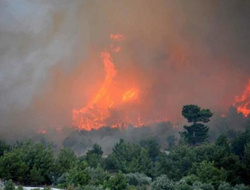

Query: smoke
63;122;177;155
0;0;250;141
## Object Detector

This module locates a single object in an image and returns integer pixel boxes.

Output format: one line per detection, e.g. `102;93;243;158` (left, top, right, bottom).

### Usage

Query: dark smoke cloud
0;0;250;142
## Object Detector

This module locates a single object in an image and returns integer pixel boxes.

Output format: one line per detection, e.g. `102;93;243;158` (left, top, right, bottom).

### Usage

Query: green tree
28;166;44;185
191;161;227;188
182;105;213;123
104;172;127;190
233;184;250;190
0;140;10;156
0;149;28;182
11;139;55;185
105;140;151;175
242;143;250;185
231;129;250;158
126;173;151;187
55;148;77;179
175;179;192;190
19;140;54;184
192;181;214;190
151;175;174;190
86;144;103;168
215;134;230;151
180;105;213;145
140;138;160;161
166;135;177;149
4;180;15;190
218;182;232;190
85;165;110;186
66;161;90;187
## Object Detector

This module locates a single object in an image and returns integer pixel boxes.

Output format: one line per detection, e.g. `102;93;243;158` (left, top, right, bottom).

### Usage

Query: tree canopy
180;105;213;146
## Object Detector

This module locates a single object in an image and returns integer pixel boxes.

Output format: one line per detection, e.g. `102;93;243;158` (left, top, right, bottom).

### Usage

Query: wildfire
72;51;117;130
234;79;250;117
122;89;138;102
72;34;142;130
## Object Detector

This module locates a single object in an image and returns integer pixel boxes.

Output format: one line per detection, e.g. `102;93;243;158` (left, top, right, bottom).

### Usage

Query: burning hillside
0;1;250;138
234;80;250;117
72;34;167;130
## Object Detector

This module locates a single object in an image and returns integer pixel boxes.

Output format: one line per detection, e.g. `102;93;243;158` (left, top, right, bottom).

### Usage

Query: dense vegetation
0;105;250;190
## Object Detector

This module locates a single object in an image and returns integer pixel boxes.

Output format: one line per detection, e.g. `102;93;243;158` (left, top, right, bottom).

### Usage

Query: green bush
175;179;192;190
4;180;15;190
17;186;23;190
103;172;127;190
84;166;109;186
192;181;214;190
151;175;174;190
218;182;232;190
233;184;250;190
126;173;151;186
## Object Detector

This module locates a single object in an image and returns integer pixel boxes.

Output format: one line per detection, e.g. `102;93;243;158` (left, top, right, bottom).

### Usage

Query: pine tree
180;105;213;146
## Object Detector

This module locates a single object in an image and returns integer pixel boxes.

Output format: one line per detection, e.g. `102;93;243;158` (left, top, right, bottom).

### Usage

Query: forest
0;105;250;190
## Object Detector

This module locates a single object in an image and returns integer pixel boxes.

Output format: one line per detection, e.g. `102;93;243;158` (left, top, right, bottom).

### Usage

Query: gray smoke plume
0;0;250;142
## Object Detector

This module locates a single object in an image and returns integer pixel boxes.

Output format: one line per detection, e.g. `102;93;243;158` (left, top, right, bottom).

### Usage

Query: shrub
218;182;232;190
4;180;15;190
126;173;151;186
151;175;174;190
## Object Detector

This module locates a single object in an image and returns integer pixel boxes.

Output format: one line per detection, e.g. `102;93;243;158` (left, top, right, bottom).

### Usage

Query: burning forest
0;0;250;142
1;1;250;189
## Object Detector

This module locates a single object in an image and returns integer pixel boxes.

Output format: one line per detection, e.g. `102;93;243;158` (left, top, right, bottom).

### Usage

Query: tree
105;140;152;175
0;149;28;182
85;165;110;186
215;135;230;151
126;173;152;187
140;138;160;161
55;148;77;178
191;161;227;188
87;144;103;155
103;172;127;190
218;182;232;190
175;179;192;190
66;161;90;187
4;180;15;190
180;105;213;145
242;143;250;185
18;140;55;185
0;140;10;156
167;135;177;149
192;181;214;190
151;175;175;190
231;129;250;158
28;166;44;185
86;144;103;168
182;105;213;124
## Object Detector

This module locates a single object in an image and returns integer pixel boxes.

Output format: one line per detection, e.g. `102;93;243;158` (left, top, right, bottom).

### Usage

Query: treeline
0;105;250;190
0;129;250;189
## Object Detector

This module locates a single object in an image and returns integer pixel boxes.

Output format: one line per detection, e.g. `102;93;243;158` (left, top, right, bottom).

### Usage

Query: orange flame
72;51;117;130
72;34;143;130
234;79;250;117
122;89;138;102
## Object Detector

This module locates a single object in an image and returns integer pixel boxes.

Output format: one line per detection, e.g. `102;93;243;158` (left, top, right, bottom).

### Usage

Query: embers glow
234;79;250;117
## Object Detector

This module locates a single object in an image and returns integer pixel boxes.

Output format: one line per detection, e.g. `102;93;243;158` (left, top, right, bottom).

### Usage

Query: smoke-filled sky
0;0;250;139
